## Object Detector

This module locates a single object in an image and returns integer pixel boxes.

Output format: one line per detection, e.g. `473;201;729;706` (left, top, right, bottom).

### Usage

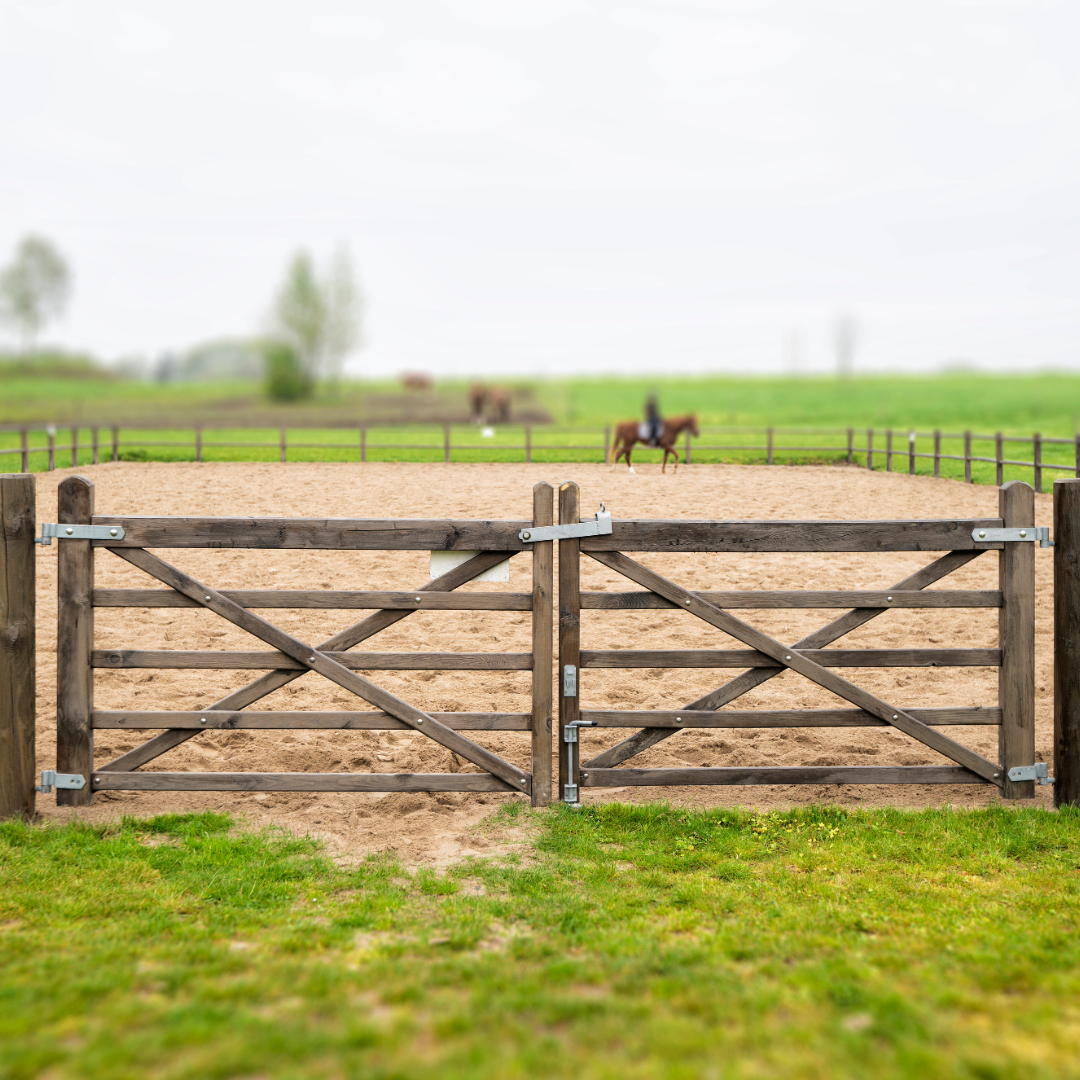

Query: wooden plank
92;516;530;550
579;519;1003;553
109;546;532;792
102;551;518;772
92;771;517;792
531;482;554;807
558;481;580;801
581;648;1000;668
0;474;36;820
1055;478;1080;807
93;649;533;670
584;550;984;770
579;707;1002;728
586;550;1004;784
56;476;95;806
93;588;533;610
581;766;988;787
580;589;1000;610
998;481;1036;799
94;711;531;729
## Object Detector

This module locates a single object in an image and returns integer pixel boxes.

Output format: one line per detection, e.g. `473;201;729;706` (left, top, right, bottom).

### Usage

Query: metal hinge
972;527;1053;548
1007;763;1054;785
563;664;577;697
519;505;612;543
36;523;125;546
36;770;87;794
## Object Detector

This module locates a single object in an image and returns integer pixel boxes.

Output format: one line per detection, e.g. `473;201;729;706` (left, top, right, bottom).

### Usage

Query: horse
610;413;699;474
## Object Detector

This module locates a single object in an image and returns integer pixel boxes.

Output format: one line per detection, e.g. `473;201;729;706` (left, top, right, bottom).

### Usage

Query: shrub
264;340;313;401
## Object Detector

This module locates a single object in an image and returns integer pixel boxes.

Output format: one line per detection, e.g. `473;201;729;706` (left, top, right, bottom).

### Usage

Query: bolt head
308;656;316;663
204;596;211;602
979;531;986;538
521;531;531;540
785;655;792;661
887;596;893;602
892;715;898;721
417;718;424;724
109;528;118;537
1020;530;1027;538
416;597;422;602
200;718;207;724
65;527;73;535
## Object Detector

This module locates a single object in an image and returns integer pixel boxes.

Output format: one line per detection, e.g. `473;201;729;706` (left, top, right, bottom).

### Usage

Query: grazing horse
611;413;699;474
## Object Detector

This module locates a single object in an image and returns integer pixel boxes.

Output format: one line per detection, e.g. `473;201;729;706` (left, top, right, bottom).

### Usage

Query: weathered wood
586;550;1003;784
580;589;999;610
94;711;531;729
998;481;1036;799
585;550;984;769
109;546;531;792
93;517;530;550
93;771;518;792
581;766;987;787
1054;479;1080;807
93;588;533;610
93;649;533;670
102;550;516;772
531;482;554;806
579;707;1001;728
558;481;580;800
0;475;36;820
581;648;999;668
57;476;94;806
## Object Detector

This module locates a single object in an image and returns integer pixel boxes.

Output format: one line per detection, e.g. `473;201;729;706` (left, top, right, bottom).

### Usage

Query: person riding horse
642;395;662;446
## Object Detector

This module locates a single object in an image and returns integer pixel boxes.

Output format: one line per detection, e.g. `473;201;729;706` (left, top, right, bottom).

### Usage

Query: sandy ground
28;461;1055;864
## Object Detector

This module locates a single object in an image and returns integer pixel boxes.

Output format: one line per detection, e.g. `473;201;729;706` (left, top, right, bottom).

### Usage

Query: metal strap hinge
36;523;125;545
36;770;87;794
520;505;612;543
972;527;1052;547
1007;763;1054;785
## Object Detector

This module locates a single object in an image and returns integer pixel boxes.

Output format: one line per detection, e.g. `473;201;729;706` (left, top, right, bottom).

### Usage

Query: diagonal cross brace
586;550;983;769
585;550;1002;785
104;548;529;791
104;551;513;772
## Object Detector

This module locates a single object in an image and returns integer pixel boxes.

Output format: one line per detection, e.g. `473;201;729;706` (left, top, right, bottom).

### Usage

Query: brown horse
611;414;699;474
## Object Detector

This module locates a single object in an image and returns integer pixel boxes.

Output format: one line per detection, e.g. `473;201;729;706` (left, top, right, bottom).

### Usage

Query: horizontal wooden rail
580;648;999;668
92;649;534;670
93;710;532;729
93;589;533;610
580;766;987;786
580;589;1000;609
578;707;1001;727
92;771;517;792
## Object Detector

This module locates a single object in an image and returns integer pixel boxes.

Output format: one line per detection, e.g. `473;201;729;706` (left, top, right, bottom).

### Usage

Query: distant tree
833;314;859;378
0;235;72;353
264;340;312;401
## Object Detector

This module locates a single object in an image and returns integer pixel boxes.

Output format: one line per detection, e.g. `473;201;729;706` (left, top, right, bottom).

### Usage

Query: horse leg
626;444;635;474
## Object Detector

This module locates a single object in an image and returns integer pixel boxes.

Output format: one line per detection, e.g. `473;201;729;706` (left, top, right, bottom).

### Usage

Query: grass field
3;804;1078;1079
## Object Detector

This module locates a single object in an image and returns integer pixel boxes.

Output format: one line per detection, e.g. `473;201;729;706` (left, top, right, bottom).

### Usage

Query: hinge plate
563;664;577;697
520;505;612;543
1007;763;1054;785
36;770;87;793
972;526;1053;547
36;523;125;546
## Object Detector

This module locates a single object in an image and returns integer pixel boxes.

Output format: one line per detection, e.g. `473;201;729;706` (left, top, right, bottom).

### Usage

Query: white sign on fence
429;550;510;583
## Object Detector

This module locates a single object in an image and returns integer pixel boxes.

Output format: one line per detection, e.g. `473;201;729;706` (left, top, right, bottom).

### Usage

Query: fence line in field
2;421;1079;491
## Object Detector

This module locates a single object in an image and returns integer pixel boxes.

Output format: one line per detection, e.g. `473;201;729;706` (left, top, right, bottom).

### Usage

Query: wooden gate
53;477;555;806
556;480;1037;802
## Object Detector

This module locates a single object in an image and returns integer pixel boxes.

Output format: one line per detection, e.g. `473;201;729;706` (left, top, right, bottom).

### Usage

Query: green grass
3;803;1079;1079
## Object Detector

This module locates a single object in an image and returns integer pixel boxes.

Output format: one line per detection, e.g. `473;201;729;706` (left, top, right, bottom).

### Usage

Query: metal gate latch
1007;763;1054;785
36;523;125;545
972;527;1053;548
519;504;612;543
562;720;597;806
36;770;87;794
563;665;577;697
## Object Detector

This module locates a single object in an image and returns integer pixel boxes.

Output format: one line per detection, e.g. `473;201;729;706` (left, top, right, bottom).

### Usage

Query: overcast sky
2;0;1078;376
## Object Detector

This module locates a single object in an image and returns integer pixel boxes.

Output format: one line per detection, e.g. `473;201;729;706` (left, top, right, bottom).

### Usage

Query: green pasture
1;803;1077;1079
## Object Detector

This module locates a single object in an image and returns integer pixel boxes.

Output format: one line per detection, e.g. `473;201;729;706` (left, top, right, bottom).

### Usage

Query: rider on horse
643;395;662;446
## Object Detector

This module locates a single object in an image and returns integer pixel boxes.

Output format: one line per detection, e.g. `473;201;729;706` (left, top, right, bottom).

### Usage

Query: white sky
1;0;1078;376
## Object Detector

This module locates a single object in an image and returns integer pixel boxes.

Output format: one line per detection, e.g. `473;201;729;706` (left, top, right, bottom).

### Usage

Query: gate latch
36;770;87;794
1007;763;1054;785
36;523;125;545
563;720;597;806
519;505;612;543
971;527;1053;548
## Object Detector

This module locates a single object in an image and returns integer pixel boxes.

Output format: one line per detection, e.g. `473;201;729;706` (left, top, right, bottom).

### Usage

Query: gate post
999;480;1035;799
558;481;581;802
56;476;94;806
0;474;36;820
1054;479;1080;806
531;482;554;806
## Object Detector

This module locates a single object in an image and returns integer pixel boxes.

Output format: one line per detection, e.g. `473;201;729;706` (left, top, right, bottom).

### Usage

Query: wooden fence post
444;424;451;463
1033;432;1042;493
685;427;692;465
866;429;873;471
0;474;36;820
20;428;28;473
1054;478;1080;807
531;482;554;806
908;431;916;475
195;425;203;463
996;432;1004;487
71;426;78;468
846;428;853;464
1075;435;1080;479
56;476;94;806
886;429;893;472
767;428;774;465
92;426;99;465
111;426;119;463
999;480;1035;799
47;427;55;471
964;431;972;483
361;425;367;463
280;427;287;463
934;429;941;478
525;424;532;464
558;481;580;802
603;426;610;465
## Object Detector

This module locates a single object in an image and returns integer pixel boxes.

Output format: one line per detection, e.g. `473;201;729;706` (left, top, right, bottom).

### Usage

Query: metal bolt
200;717;207;724
685;599;691;605
308;656;316;663
979;531;986;538
521;531;531;540
994;773;1000;778
416;597;422;602
892;715;898;720
109;528;118;537
1020;530;1027;538
887;596;893;602
582;772;588;778
65;527;73;535
519;778;525;785
417;718;423;724
785;655;792;661
675;717;682;723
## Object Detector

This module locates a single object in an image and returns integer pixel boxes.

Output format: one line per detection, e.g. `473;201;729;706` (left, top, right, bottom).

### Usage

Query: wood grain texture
56;476;94;806
580;766;988;787
1054;479;1080;807
531;481;554;806
92;771;518;792
998;481;1036;799
578;707;1002;728
92;650;533;670
93;711;532;729
581;648;1000;668
580;589;999;609
93;589;533;610
0;475;35;820
558;481;580;801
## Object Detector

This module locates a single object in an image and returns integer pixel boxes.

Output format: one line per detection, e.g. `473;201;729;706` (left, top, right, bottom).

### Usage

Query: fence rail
2;421;1078;490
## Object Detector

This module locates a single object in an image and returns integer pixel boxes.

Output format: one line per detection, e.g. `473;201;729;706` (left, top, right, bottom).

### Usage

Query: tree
0;235;72;353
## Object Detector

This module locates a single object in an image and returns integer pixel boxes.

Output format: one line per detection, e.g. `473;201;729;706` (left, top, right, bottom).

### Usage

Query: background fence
3;421;1079;490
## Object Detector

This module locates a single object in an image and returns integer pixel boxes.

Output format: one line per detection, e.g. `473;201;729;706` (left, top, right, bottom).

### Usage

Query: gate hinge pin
36;770;87;794
1007;763;1054;785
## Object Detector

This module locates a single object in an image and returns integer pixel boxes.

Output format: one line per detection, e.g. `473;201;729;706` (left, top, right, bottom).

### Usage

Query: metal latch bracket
563;664;577;697
36;523;125;546
972;527;1053;548
1007;763;1054;785
520;505;612;543
36;770;87;794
